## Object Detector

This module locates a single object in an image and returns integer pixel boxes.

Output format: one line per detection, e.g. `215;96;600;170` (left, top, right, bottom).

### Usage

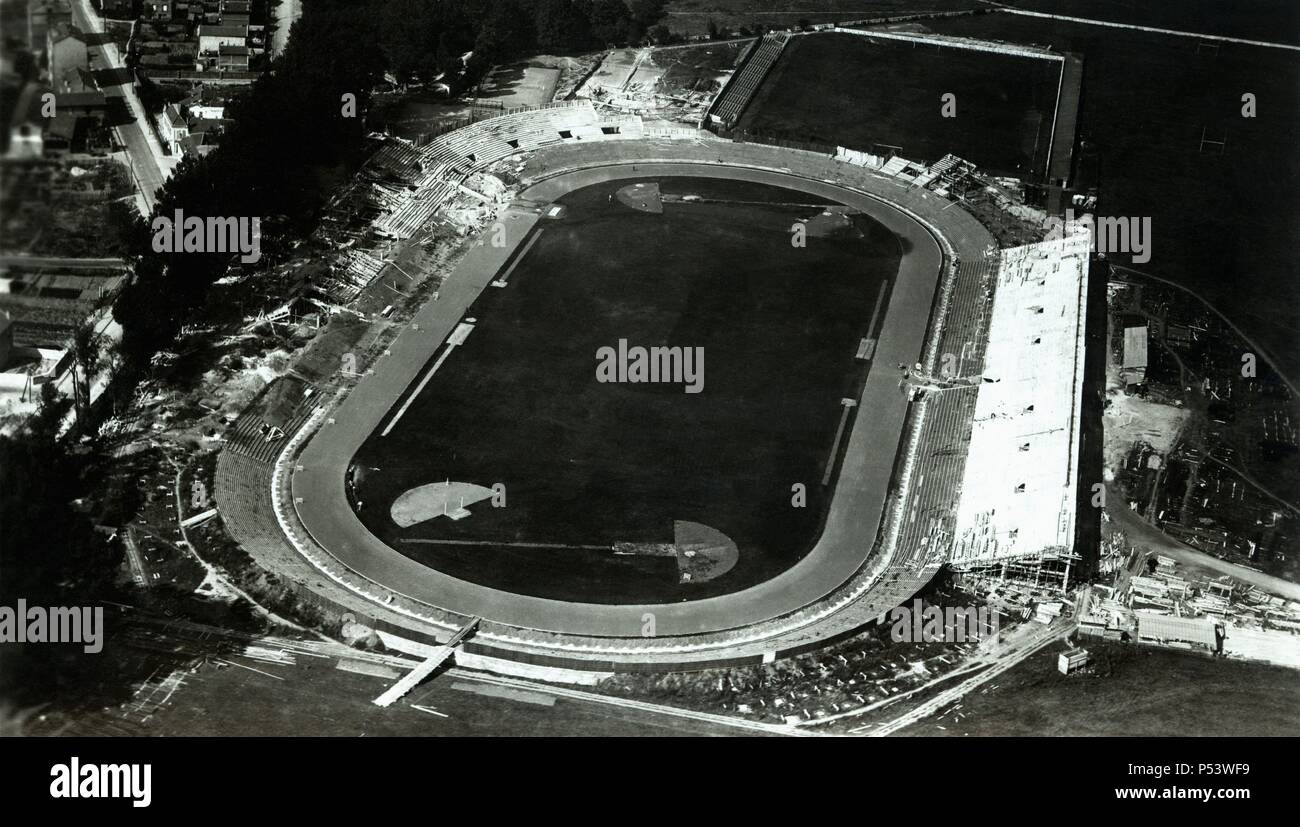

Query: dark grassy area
1017;0;1300;45
923;12;1300;383
738;31;1062;178
133;658;751;737
903;641;1300;736
662;0;980;37
352;176;901;603
653;40;748;97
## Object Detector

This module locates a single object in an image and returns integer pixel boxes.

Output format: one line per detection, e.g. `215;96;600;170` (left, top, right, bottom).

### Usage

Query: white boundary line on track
266;150;972;660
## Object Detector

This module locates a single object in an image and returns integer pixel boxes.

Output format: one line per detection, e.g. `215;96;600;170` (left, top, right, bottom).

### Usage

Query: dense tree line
378;0;668;80
114;0;386;365
113;0;665;366
4;0;669;712
5;0;668;642
0;388;122;705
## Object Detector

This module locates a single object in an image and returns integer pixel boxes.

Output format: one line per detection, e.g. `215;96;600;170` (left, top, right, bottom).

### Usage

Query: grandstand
304;101;643;301
947;226;1092;590
374;101;610;240
707;32;791;129
885;254;1000;576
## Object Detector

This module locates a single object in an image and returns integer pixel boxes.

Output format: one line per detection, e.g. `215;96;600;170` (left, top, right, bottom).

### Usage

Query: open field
922;11;1300;384
895;639;1300;736
661;0;980;37
352;175;899;604
1015;0;1300;45
477;60;562;108
738;31;1061;178
653;40;749;98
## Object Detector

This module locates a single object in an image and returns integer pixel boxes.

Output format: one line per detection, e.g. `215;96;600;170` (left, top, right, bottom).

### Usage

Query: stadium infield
351;175;902;604
291;161;944;638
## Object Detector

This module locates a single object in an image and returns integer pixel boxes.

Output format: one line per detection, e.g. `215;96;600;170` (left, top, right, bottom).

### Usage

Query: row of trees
378;0;669;81
0;388;122;705
113;0;386;365
113;0;667;367
2;0;672;713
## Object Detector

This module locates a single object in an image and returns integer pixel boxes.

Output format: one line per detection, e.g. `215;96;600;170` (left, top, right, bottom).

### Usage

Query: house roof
55;90;107;109
48;22;86;45
1123;325;1148;370
59;65;90;93
46;112;78;141
1135;612;1219;648
188;117;232;133
198;24;247;38
181;131;219;158
164;104;187;128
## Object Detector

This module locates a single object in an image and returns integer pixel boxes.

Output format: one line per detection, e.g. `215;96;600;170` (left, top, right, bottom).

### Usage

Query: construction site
11;2;1299;746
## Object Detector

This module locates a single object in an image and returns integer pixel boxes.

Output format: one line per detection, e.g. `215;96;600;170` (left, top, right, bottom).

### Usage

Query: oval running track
291;161;944;637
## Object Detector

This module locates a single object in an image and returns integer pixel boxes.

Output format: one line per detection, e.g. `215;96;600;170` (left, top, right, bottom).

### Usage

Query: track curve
291;161;945;637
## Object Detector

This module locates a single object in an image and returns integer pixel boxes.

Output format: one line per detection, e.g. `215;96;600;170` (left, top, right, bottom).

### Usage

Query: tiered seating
928;154;963;177
887;250;1000;576
711;32;790;125
317;249;386;301
440;127;517;167
879;156;911;177
372;101;625;239
942;256;997;374
367;140;424;180
377;180;457;239
225;404;315;465
950;231;1092;565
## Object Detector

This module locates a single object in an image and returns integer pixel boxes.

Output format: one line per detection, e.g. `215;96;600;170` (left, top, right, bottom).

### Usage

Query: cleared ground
897;640;1300;736
351;176;899;603
924;10;1300;383
661;0;980;37
739;31;1062;179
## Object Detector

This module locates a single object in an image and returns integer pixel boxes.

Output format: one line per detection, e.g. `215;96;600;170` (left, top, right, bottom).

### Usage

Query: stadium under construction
215;27;1094;675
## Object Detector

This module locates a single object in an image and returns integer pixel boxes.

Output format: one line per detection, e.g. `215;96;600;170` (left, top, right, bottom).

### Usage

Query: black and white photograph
0;0;1296;802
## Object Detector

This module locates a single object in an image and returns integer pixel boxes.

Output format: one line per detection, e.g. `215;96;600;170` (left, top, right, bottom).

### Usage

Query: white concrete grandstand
948;226;1091;587
374;101;649;240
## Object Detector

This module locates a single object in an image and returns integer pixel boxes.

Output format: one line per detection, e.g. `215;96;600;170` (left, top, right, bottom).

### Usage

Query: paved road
92;609;777;737
0;254;127;268
1108;497;1300;601
70;0;170;210
292;159;945;637
271;0;302;57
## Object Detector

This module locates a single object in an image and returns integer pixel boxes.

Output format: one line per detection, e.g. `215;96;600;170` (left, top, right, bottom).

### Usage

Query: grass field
738;31;1062;178
898;640;1300;736
662;0;980;37
1016;0;1300;45
921;11;1300;383
350;175;902;604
